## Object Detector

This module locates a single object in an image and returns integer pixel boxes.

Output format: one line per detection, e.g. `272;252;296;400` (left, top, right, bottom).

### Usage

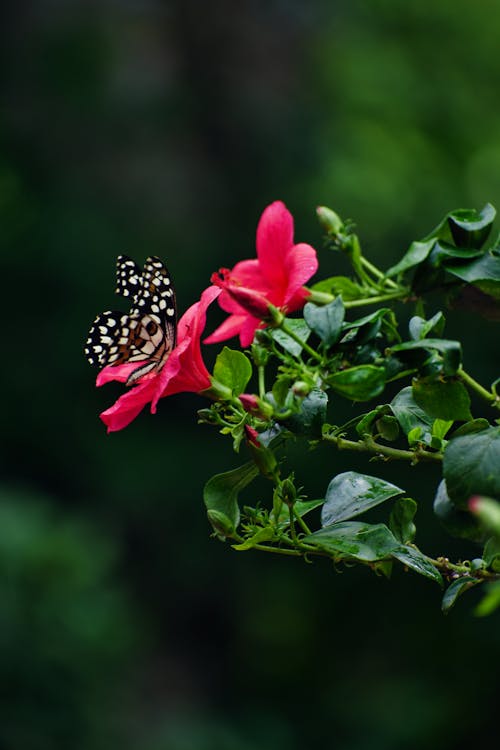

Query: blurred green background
1;1;500;748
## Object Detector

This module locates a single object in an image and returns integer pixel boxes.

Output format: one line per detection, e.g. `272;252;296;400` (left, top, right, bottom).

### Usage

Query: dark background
1;1;500;748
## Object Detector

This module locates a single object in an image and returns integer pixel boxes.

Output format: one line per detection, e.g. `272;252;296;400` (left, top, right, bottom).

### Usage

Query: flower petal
100;378;157;433
283;241;318;307
255;200;294;290
204;313;247;344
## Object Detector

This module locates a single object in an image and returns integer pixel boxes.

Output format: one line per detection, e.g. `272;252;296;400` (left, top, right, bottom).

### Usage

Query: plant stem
293;507;312;535
279;320;323;362
251;543;302;557
458;366;499;407
258;365;266;399
359;256;399;290
344;290;408;309
323;433;443;462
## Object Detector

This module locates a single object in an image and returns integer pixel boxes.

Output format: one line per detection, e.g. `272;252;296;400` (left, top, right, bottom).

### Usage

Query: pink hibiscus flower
96;286;221;433
204;200;318;347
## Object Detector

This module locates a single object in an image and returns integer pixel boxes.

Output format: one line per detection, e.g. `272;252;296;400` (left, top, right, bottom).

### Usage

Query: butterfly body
85;256;177;386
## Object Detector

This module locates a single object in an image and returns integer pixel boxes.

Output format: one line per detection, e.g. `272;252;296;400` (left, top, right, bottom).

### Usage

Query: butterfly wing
84;256;177;378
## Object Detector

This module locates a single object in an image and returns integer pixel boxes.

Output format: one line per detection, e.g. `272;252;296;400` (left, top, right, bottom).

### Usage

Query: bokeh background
2;1;500;748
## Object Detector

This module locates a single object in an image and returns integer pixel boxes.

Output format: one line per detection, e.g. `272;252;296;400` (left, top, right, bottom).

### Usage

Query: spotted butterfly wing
84;256;177;385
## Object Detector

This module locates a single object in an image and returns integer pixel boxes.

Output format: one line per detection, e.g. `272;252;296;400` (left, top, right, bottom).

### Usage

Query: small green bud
251;342;271;366
280;477;297;505
316;206;344;235
292;381;312;398
207;509;235;538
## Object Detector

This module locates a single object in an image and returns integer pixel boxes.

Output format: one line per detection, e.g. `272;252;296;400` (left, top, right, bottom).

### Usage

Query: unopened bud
292;381;312;398
316;206;344;236
469;495;500;535
244;425;278;480
239;394;274;419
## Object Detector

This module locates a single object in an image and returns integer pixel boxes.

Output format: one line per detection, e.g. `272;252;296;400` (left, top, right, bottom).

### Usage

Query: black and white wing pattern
84;256;177;384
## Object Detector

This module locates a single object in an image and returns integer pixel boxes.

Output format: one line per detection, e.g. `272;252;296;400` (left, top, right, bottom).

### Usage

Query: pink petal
99;378;157;433
283;242;318;307
239;315;262;347
204;313;247;344
255;201;294;289
96;361;148;387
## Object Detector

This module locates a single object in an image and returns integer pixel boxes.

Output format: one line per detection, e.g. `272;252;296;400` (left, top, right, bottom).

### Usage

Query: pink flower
96;286;221;433
205;201;318;347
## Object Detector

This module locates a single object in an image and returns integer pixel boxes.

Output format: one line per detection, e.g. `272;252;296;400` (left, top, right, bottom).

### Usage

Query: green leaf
213;347;252;396
447;203;496;248
304;521;399;562
341;308;392;345
390;387;433;438
444;251;500;300
272;498;324;529
483;537;500;571
388;338;462;376
392;545;443;586
432;419;454;441
203;462;259;537
449;418;490;438
433;480;487;541
281;388;328;437
232;527;275;550
443;426;500;509
376;415;400;441
475;582;500;616
442;577;480;613
321;471;404;526
389;497;417;544
408;311;445;341
412;378;472;421
271;319;311;356
385;239;436;278
356;405;391;436
311;276;364;300
303;297;345;347
327;365;386;402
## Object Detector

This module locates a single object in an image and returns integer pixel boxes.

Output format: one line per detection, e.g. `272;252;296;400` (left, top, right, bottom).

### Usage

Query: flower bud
211;269;273;320
469;495;500;535
239;394;274;419
292;381;312;398
316;206;344;236
251;342;271;366
244;425;278;480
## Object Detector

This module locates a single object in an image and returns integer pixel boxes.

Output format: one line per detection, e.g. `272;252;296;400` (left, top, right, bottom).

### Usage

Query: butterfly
84;255;177;386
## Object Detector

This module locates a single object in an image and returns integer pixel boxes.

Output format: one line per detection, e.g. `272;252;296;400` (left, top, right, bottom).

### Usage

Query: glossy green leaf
213;347;252;396
271;319;311;356
304;521;399;562
327;365;386;401
385;239;435;278
392;545;443;585
303;297;345;347
281;388;328;437
321;471;404;526
355;405;391;436
389;338;461;376
483;537;500;571
443;426;500;508
408;311;445;341
444;252;500;300
449;418;491;438
447;203;496;248
389;497;417;544
376;415;400;441
442;577;480;613
433;479;487;541
272;498;324;529
341;308;392;345
390;387;433;437
412;377;472;421
311;276;364;300
204;462;259;536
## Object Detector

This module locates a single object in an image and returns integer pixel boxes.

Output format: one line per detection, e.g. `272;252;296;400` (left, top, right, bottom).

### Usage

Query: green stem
258;365;266;399
344;289;408;309
458;367;499;407
279;320;323;363
293;506;312;535
251;543;302;557
359;256;399;290
324;433;443;463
